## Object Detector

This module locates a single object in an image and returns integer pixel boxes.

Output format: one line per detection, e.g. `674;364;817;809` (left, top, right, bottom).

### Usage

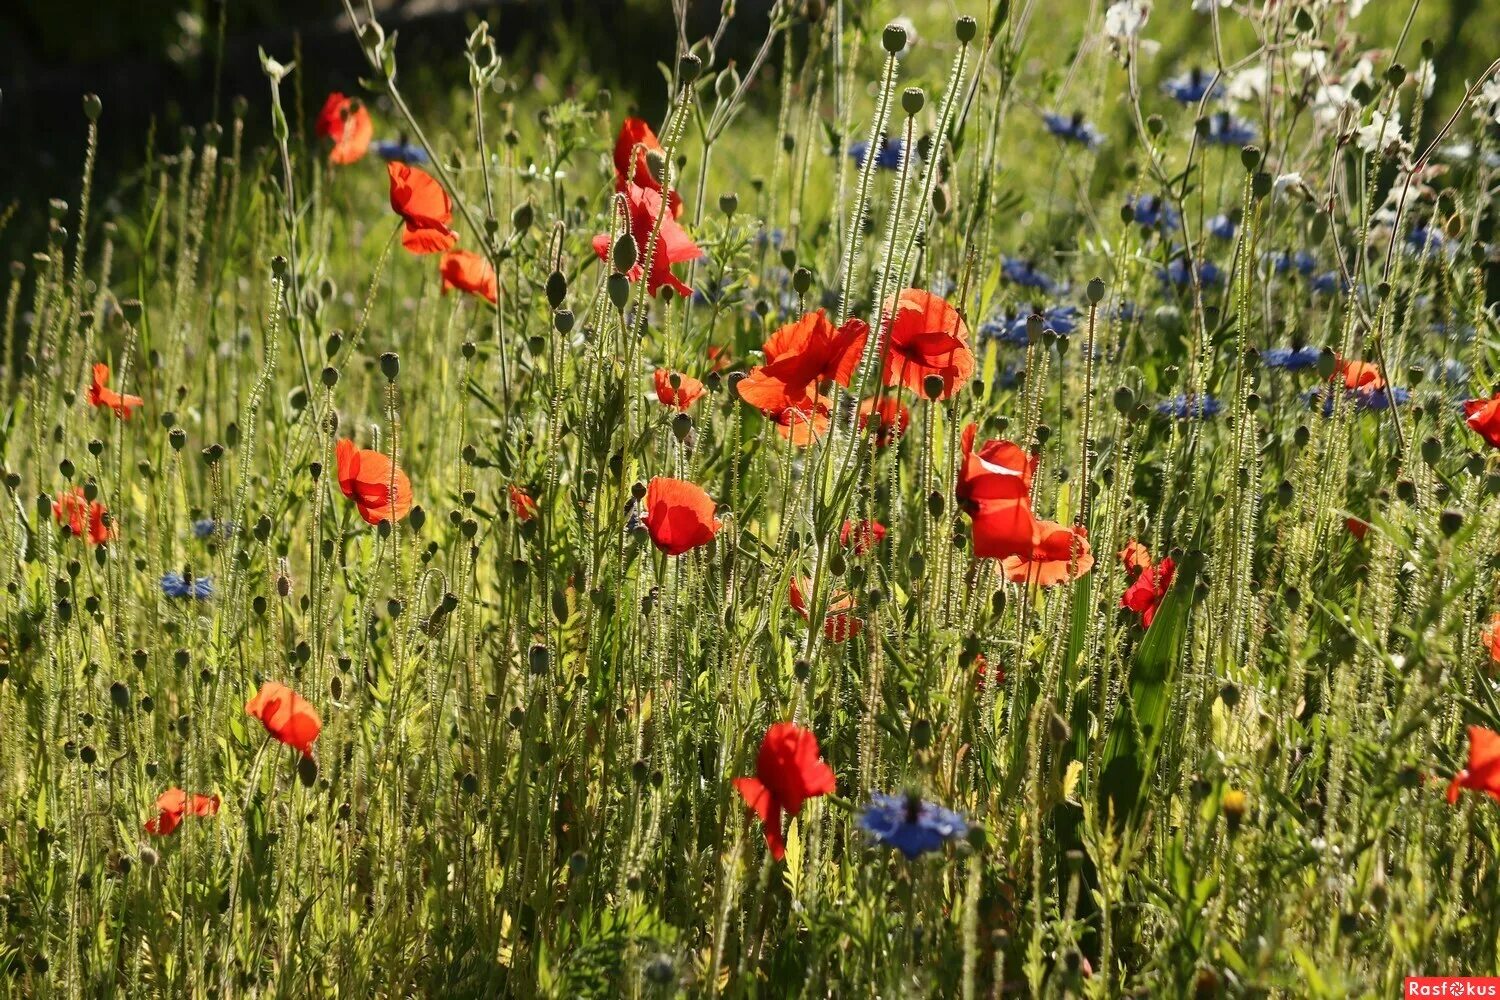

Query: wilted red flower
789;577;862;642
88;363;143;419
1447;725;1500;805
245;681;322;757
732;721;836;860
1002;520;1094;587
736;310;868;416
839;519;887;555
509;484;538;522
388;162;458;254
1346;516;1370;541
53;487;111;545
439;250;497;304
612;117;683;217
859;395;910;447
144;787;220;836
641;476;721;555
880;289;975;400
315;92;373;165
1333;356;1385;392
958;424;1035;511
653;368;706;411
335;439;413;525
1121;555;1175;628
591;182;701;298
1464;394;1500;449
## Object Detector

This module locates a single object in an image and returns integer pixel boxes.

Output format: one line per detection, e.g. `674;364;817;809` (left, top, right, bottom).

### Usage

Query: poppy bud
568;850;588;874
169;428;186;452
794;658;811;680
910;718;932;748
1113;386;1135;413
631;481;647;501
671;413;692;442
121;299;143;325
1048;711;1071;743
297;755;319;788
1086;277;1106;303
1251;171;1272;200
922;374;945;400
719;193;738;216
321;366;339;388
1395;479;1416;504
1219;682;1240;707
380;352;400;380
792;267;813;295
554;309;575;334
902;87;925;116
139;847;159;868
82;94;102;121
1440;508;1463;536
546;269;567;307
1035;424;1051;446
1419;435;1441;465
882;23;907;54
955;15;977;42
927;490;944;519
679;52;703;83
631;759;649;784
1239;145;1262;172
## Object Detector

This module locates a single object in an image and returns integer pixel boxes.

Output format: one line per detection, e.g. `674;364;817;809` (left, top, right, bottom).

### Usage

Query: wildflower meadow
4;0;1500;994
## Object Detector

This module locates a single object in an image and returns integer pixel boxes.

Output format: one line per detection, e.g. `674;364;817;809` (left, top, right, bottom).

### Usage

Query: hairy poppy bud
607;273;630;309
1087;276;1106;303
923;374;945;400
1240;145;1262;172
612;234;637;275
792;267;812;295
511;202;533;231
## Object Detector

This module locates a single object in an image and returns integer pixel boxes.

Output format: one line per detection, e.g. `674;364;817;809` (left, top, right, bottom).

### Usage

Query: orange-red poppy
839;519;887;555
245;681;322;758
973;652;1005;690
334;439;413;525
1346;516;1370;541
1121;554;1175;628
591;182;701;298
52;487;111;546
612;117;683;217
439;250;497;304
880;289;975;400
508;484;538;522
789;577;862;643
654;368;706;411
733;721;836;860
736;311;869;416
970;498;1037;562
770;397;832;447
641;476;721;555
88;363;143;419
957;424;1035;511
315;92;373;165
706;345;733;372
388;162;458;254
1002;520;1094;587
859;395;911;447
144;787;221;836
1118;539;1153;574
1447;725;1500;805
1332;356;1385;392
1483;614;1500;665
1464;394;1500;449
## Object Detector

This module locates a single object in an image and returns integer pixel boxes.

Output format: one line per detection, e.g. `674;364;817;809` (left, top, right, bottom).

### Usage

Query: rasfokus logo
1406;979;1500;997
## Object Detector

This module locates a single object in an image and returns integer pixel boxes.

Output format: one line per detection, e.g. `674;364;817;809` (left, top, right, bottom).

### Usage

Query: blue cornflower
849;137;905;170
1406;224;1454;257
1156;394;1222;419
1158;257;1223;288
1163;68;1222;103
191;518;235;540
1201;111;1257;146
859;792;968;860
981;305;1081;345
1042;111;1104;148
1262;346;1322;371
1310;271;1348;296
371;139;430;165
1114;301;1141;323
1207;213;1237;240
755;228;786;249
1305;386;1410;414
160;571;213;600
1268;250;1317;276
1127;195;1180;231
1001;257;1060;293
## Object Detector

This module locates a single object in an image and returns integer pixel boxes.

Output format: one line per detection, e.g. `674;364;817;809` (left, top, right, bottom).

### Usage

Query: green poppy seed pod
554;309;575;335
1440;508;1463;536
1113;385;1135;413
679;53;702;83
605;273;629;309
87;438;102;458
792;267;812;295
1086;276;1106;304
1293;424;1310;447
1026;313;1044;345
121;299;143;325
545;269;567;308
1385;63;1406;87
927;490;944;519
829;550;847;577
408;506;426;532
1421;436;1441;465
1246;391;1262;411
902;87;925;117
325;330;343;357
1251;171;1272;200
1240;145;1262;172
793;658;811;681
511;201;533;231
955;15;977;43
169;428;186;452
380;352;400;380
612;234;638;275
932;182;950;216
719;192;738;216
82;94;102;121
645;148;667;186
270;255;289;280
1146;114;1164;137
882;23;907;53
1395;479;1416;504
1035;423;1052;446
321;366;339;388
671;412;692;442
923;373;945;400
58;457;76;480
631;481;648;501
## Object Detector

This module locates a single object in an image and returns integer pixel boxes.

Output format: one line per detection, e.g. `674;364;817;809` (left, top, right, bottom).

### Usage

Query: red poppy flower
770;397;832;447
858;395;910;447
1332;356;1385;392
653;368;706;411
1447;725;1500;805
1346;516;1370;541
974;652;1005;690
1121;555;1175;627
144;787;221;836
591;182;702;298
970;498;1037;562
879;289;976;400
388;162;458;254
87;363;143;419
334;439;414;525
957;424;1035;511
1002;520;1094;587
789;577;862;642
736;311;869;417
52;487;111;546
641;476;721;555
1464;394;1500;448
706;345;733;372
245;681;322;758
439;250;497;304
839;519;887;555
1483;614;1500;665
612;117;683;217
732;721;836;860
508;484;538;522
1118;539;1152;574
315;92;373;165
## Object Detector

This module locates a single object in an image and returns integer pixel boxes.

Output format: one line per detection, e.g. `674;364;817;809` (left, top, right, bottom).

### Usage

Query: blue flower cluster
1157;394;1222;419
1201;112;1257;146
372;139;430;165
1128;195;1180;231
1261;346;1322;371
859;793;968;859
161;572;214;600
979;305;1080;345
849;137;905;171
1001;257;1061;293
1163;68;1223;104
1042;111;1104;148
1159;257;1223;288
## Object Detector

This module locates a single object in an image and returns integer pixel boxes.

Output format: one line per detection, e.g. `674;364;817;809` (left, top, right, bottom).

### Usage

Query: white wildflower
1356;108;1409;156
1104;0;1151;39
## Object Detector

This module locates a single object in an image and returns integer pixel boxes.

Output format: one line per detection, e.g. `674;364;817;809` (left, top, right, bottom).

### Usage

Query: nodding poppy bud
902;87;925;116
380;352;400;380
719;193;738;216
511;201;533;231
83;94;102;121
882;23;907;54
955;15;977;42
546;269;567;307
645;149;667;185
612;233;638;275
